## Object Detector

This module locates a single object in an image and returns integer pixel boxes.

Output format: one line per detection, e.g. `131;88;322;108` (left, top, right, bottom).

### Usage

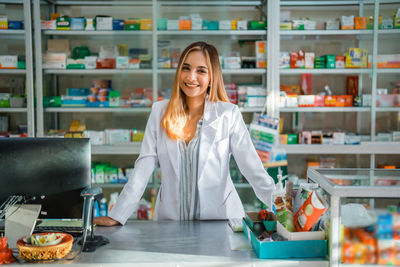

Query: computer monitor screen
0;138;91;219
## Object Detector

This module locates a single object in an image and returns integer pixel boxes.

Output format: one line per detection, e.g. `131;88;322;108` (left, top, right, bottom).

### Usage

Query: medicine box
243;219;328;259
167;20;179;30
0;56;18;69
42;53;67;69
202;20;218;30
140;19;152;30
191;18;202;30
70;17;85;30
237;20;248;30
112;19;125;30
8;21;23;30
96;16;113;30
0;15;8;29
56;16;71;30
157;18;167;30
219;20;231;30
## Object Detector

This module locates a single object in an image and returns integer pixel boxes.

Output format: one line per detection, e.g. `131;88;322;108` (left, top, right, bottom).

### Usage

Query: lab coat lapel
198;100;218;182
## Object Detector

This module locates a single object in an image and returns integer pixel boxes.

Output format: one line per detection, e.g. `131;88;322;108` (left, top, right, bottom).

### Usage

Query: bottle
94;200;100;217
271;168;285;215
108;192;119;213
99;197;108;217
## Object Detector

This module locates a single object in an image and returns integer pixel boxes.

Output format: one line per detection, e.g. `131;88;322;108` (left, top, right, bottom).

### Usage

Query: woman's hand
94;216;121;226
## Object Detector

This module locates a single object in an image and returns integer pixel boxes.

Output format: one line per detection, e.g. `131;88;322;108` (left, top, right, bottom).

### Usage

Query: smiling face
179;50;211;101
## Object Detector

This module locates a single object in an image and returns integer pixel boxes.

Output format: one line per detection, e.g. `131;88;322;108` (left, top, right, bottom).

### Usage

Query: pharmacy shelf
280;30;372;35
280;69;371;75
280;107;370;112
44;107;151;113
0;108;27;113
378;29;400;34
281;142;400;155
376;107;400;112
239;107;264;113
376;68;400;74
93;183;125;188
92;143;142;155
0;69;26;74
159;1;262;6
157;30;266;36
0;29;25;35
44;69;153;75
157;68;266;75
43;30;152;36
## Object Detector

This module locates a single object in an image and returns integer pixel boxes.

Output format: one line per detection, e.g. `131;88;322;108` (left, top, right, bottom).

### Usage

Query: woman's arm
229;106;276;209
107;106;160;225
94;216;121;226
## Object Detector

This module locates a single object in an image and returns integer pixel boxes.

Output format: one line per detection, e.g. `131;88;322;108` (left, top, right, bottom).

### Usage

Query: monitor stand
5;204;41;249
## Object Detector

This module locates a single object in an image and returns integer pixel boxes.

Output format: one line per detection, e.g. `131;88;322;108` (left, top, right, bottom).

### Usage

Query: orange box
325;95;336;107
294;191;328;232
354;17;367;30
336;95;353;107
179;20;191;30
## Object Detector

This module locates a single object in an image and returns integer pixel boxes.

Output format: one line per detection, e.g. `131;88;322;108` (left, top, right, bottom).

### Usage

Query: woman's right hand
94;216;121;227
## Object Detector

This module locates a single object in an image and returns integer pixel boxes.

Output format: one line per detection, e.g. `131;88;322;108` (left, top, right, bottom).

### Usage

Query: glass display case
307;168;400;267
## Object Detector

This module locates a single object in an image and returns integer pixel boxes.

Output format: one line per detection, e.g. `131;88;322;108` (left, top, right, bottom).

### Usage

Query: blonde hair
161;42;229;140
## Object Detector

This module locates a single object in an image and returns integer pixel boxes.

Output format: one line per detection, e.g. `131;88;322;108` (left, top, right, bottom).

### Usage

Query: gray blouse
178;117;203;220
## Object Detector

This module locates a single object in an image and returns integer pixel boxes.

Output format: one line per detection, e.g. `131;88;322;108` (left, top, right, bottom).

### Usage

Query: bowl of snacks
17;232;73;260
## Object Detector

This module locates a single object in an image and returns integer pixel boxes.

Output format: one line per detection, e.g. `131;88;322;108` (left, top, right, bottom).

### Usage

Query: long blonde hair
161;41;229;140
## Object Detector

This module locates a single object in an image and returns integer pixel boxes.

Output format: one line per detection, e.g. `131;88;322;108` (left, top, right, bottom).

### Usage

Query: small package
56;16;71;30
190;14;202;30
96;16;113;30
70;17;85;30
0;56;18;69
255;41;267;68
304;20;316;30
85;18;95;30
333;132;345;145
219;20;232;30
341;15;354;30
42;53;67;69
167;19;179;30
292;20;304;30
84;56;97;69
237;20;248;30
325;19;340;30
354;17;367;29
179;20;191;30
280;52;290;69
140;19;152;30
84;130;105;145
0;15;8;29
335;56;345;68
294;190;328;232
305;52;314;69
116;56;129;69
41;20;56;30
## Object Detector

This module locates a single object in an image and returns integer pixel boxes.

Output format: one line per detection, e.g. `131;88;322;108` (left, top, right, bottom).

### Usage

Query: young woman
94;41;275;226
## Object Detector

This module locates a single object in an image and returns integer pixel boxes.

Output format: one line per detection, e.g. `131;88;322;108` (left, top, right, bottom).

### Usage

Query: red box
314;95;325;107
96;58;116;69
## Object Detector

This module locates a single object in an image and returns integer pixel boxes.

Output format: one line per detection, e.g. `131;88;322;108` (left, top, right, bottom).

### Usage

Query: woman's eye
182;66;190;70
198;70;207;74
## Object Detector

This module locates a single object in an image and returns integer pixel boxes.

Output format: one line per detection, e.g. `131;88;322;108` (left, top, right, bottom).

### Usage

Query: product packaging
0;15;8;29
140;19;152;30
56;16;71;30
96;16;113;30
99;198;108;216
294;190;328;232
255;41;267;68
305;52;314;69
341;15;354;30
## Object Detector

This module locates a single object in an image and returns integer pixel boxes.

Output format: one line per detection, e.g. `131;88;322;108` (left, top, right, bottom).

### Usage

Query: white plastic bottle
108;192;119;213
271;170;285;215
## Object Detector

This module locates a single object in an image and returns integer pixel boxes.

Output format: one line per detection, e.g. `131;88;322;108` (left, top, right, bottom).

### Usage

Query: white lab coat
109;99;275;224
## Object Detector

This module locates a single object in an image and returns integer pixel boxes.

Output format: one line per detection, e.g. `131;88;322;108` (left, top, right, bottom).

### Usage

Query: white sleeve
109;107;159;224
229;106;275;209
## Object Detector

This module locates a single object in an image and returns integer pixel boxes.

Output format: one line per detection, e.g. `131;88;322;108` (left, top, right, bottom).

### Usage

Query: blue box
86;101;109;107
71;17;85;30
242;219;328;259
66;88;90;96
8;21;23;29
113;19;125;30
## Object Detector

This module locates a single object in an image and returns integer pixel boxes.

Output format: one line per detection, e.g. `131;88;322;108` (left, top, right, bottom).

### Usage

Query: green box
43;96;61;107
0;99;10;107
17;61;26;69
324;55;336;68
125;23;140;30
109;90;120;107
287;133;298;144
249;20;267;30
157;18;167;30
56;16;71;30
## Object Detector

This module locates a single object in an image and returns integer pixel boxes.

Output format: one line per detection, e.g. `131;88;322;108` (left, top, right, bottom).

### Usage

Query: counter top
15;220;329;266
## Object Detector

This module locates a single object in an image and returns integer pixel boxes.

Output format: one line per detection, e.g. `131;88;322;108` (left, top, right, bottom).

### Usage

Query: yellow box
279;134;288;144
140;19;152;30
361;49;368;68
231;20;237;30
345;48;362;68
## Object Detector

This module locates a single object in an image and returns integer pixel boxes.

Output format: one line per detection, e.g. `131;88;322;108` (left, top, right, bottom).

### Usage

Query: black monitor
0;138;91;219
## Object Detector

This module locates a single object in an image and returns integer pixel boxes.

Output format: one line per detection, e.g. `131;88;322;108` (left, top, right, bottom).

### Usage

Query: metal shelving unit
157;30;267;36
43;30;153;36
277;0;400;170
157;68;266;75
280;68;372;75
43;69;153;75
44;107;152;113
280;107;371;112
281;142;400;155
0;0;35;136
92;143;142;155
